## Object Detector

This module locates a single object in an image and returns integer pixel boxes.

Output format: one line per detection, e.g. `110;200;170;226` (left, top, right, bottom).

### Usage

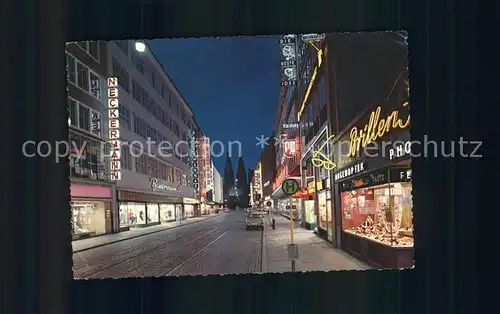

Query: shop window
160;204;176;222
147;203;159;224
318;191;329;230
123;202;147;226
119;203;129;227
341;183;413;247
71;201;106;236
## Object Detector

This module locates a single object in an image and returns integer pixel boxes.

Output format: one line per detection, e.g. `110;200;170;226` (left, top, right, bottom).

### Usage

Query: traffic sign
281;178;299;196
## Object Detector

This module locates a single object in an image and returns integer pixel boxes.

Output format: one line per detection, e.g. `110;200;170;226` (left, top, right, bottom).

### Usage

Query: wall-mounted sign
183;197;200;205
107;77;121;181
280;35;297;87
311;134;336;171
91;111;102;137
283;139;296;159
282;122;299;129
389;141;412;160
188;129;200;195
301;33;325;42
349;102;410;157
390;168;412;182
150;178;182;192
334;161;365;181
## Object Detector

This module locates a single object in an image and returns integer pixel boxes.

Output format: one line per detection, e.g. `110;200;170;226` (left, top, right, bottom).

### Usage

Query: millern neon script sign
311;102;410;170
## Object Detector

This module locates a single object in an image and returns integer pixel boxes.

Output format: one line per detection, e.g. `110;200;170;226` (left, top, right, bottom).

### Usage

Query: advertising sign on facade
301;33;326;42
283;139;296;159
107;77;121;181
188;130;200;196
280;34;298;87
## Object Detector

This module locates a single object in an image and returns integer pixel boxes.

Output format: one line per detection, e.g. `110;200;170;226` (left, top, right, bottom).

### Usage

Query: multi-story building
260;134;276;207
66;41;117;240
198;135;214;214
212;164;223;204
106;40;200;231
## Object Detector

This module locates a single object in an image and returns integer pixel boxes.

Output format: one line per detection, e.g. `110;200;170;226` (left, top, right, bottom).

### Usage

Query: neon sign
311;134;336;171
348;102;410;157
107;77;121;181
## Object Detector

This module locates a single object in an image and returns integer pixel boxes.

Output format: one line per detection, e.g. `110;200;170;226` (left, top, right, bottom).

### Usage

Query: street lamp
135;41;146;52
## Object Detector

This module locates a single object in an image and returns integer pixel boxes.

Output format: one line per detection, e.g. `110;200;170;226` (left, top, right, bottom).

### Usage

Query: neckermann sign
107;77;121;181
188;130;200;195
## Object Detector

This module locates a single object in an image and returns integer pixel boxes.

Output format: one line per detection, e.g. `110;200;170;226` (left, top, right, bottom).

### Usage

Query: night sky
147;36;280;175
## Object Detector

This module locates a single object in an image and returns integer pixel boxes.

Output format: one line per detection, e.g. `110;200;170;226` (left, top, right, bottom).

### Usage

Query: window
132;51;144;73
76;62;89;91
78;104;90;132
167;166;174;182
169;94;173;107
181;173;188;186
88;41;99;60
145;93;155;112
111;57;130;92
119;104;131;129
159;163;167;180
161;85;166;98
147;157;157;176
150;71;155;88
115;41;129;56
122;146;131;170
146;125;154;140
175;102;179;115
155;105;164;122
168;117;173;131
76;41;99;61
135;151;146;174
89;72;101;99
66;54;76;84
132;80;144;105
68;98;78;127
175;169;181;184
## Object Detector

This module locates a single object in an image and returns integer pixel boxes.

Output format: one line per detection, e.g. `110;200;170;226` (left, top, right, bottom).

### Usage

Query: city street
73;210;369;279
73;211;262;279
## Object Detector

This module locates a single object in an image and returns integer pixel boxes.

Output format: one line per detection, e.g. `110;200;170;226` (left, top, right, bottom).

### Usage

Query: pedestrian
271;218;276;230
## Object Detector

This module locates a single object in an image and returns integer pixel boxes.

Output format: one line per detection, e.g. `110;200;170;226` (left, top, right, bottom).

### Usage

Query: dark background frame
1;0;484;314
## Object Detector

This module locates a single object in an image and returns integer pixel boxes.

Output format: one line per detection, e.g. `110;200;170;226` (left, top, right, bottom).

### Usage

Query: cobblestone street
72;210;262;278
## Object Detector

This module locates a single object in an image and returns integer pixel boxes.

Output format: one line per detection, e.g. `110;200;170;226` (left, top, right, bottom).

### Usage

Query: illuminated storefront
70;183;114;240
331;83;413;268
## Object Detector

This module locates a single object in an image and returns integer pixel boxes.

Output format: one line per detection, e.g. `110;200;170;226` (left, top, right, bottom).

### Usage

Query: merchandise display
185;204;194;218
71;201;106;235
160;204;176;222
120;202;147;227
304;200;316;224
342;182;413;247
318;191;328;230
147;203;159;223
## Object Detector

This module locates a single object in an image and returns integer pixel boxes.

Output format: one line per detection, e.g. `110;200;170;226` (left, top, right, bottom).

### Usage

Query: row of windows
68;97;102;138
132;113;189;165
66;53;101;100
122;147;189;186
112;41;193;131
76;41;100;61
111;57;131;93
132;80;183;138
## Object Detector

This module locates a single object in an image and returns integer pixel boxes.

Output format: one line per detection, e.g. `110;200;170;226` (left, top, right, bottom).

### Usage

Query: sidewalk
72;213;224;253
263;214;370;273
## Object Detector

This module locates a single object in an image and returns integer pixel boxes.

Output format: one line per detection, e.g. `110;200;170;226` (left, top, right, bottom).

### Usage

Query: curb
261;219;268;273
73;212;229;254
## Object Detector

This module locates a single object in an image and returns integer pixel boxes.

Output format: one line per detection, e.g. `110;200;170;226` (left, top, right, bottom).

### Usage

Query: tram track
75;224;222;279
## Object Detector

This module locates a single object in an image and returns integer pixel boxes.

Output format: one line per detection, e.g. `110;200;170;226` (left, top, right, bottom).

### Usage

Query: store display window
304;200;316;224
318;191;329;230
147;203;159;224
341;182;413;247
71;201;106;235
185;204;195;218
120;202;146;226
160;204;176;222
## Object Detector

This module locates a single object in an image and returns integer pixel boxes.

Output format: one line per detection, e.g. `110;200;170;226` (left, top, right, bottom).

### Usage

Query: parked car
245;213;264;230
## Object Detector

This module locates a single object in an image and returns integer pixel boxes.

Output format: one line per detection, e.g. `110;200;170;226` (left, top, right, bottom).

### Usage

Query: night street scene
68;31;412;279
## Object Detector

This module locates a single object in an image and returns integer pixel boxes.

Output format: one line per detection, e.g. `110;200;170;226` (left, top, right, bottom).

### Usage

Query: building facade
212;164;223;204
107;40;200;231
66;41;117;240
